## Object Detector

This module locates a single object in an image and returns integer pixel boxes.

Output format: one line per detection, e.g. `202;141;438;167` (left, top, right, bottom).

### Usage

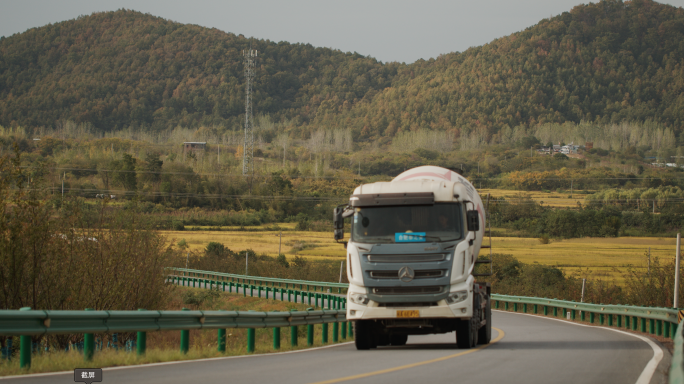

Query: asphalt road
1;310;670;384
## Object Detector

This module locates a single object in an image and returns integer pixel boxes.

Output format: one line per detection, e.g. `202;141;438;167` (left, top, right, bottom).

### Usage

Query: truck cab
334;166;491;350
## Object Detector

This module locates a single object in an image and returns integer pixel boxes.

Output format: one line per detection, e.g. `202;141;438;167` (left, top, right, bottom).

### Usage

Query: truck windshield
351;203;463;244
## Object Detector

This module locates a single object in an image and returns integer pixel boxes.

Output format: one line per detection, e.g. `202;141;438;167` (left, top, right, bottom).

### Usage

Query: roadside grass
0;287;351;376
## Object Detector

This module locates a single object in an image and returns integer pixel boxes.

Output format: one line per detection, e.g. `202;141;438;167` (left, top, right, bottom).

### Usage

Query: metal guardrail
166;274;347;309
173;268;681;338
169;268;348;293
670;318;684;384
0;308;351;369
491;294;679;339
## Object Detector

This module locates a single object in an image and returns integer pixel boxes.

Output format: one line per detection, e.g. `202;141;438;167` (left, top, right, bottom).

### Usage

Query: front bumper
346;277;473;320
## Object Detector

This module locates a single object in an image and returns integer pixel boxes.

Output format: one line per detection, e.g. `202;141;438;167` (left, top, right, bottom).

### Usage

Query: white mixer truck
333;166;492;350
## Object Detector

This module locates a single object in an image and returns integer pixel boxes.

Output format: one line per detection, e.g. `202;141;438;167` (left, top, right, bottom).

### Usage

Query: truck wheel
456;318;475;349
390;334;408;346
377;334;390;346
478;297;492;345
354;320;372;350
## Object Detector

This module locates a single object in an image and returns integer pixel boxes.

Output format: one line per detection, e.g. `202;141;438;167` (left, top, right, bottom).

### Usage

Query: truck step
472;272;493;277
475;259;492;264
480;245;491;249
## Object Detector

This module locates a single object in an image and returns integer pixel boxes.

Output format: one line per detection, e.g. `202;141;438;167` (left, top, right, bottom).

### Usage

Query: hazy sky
2;0;684;64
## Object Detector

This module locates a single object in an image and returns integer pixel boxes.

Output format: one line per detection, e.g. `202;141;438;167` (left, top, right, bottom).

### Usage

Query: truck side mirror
334;207;344;240
466;210;480;232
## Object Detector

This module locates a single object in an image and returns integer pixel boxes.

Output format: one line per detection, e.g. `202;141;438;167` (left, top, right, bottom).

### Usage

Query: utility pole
186;252;189;270
581;279;586;302
245;251;249;275
339;261;344;283
242;47;257;177
648;247;651;277
675;233;681;308
278;231;282;256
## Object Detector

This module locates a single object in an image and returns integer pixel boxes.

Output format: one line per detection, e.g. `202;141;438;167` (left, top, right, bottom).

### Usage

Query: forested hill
1;0;684;141
0;10;399;132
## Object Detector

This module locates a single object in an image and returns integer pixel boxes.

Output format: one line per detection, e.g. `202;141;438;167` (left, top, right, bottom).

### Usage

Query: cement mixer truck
333;166;492;350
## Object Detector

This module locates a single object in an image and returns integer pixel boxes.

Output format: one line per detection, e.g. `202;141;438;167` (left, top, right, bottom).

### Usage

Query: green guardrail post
180;308;190;354
599;313;604;325
589;312;595;323
607;314;613;327
247;328;256;353
625;315;630;329
632;316;638;331
494;300;499;309
522;303;527;313
308;292;312;305
513;303;518;312
84;308;95;361
137;309;147;356
649;319;655;334
672;322;678;339
341;320;347;339
664;321;670;338
280;288;285;301
580;310;585;321
222;281;226;292
616;315;621;328
291;325;298;347
273;327;281;350
533;304;538;314
553;307;558;317
19;307;31;368
656;320;662;336
322;323;328;344
307;325;314;346
333;322;339;342
218;328;226;353
250;285;254;297
543;306;548;316
505;302;509;311
640;317;646;332
349;321;353;338
258;286;263;298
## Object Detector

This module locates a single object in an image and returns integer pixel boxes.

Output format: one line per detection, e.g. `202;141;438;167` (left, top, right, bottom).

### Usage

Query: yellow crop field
479;188;587;208
164;226;679;285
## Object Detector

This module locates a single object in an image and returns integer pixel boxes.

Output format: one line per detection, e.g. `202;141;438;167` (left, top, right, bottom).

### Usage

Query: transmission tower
242;47;257;176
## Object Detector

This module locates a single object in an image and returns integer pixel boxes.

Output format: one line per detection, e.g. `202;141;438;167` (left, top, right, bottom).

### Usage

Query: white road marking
493;309;665;384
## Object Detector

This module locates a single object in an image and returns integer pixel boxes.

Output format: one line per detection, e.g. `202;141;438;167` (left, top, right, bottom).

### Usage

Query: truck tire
354;320;372;350
390;334;408;346
455;317;476;349
477;297;492;345
377;334;390;346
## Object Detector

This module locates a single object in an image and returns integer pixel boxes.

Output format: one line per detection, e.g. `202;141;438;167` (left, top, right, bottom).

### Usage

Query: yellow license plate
396;310;419;318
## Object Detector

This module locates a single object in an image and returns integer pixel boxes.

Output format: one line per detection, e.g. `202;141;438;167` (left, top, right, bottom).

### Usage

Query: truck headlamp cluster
446;290;468;305
349;293;370;305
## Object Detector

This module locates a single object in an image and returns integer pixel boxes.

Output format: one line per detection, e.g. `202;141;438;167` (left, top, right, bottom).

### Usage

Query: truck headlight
349;292;370;305
446;290;468;304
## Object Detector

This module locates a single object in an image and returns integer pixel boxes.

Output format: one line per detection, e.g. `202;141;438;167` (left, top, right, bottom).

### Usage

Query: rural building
183;142;206;155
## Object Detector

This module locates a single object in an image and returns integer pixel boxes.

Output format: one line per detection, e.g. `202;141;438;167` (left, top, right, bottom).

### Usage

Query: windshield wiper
412;234;441;242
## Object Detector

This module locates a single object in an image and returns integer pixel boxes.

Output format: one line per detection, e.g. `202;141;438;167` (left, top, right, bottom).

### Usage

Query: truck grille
369;270;445;279
379;302;438;307
371;286;443;295
367;254;446;263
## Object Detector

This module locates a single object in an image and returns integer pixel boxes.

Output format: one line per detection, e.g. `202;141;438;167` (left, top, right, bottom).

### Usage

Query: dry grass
487;236;678;285
0;287;350;376
479;188;589;208
167;227;346;260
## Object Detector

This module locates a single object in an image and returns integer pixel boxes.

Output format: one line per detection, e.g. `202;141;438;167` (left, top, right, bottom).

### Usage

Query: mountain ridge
1;0;683;143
